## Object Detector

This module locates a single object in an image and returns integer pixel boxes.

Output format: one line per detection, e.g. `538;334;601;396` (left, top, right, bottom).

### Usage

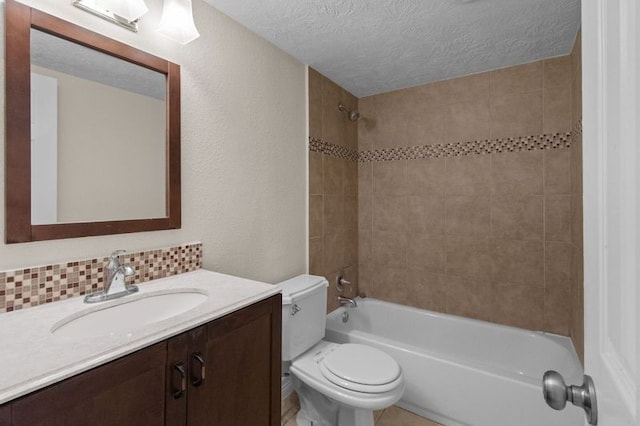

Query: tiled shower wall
570;32;584;360
309;69;359;312
357;55;580;335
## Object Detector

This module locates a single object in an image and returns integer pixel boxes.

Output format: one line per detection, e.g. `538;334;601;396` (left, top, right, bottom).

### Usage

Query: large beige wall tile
407;233;446;273
344;162;358;197
321;77;344;145
309;237;323;275
406;269;447;312
309;68;323;139
342;89;359;151
323;156;344;195
545;241;572;334
491;239;544;287
372;267;407;301
309;195;323;238
373;161;407;196
545;195;572;243
545;149;571;194
446;99;491;142
445;275;492;321
445;73;491;104
491;282;544;330
491;151;543;194
324;232;345;274
358;97;376;151
324;194;344;231
544;84;572;134
359;230;372;265
491;195;543;241
407;196;445;234
445;155;491;195
374;196;407;231
365;94;408;149
491;91;543;138
358;163;373;197
491;61;543;97
446;236;491;279
344;196;358;230
407;158;446;196
445;196;491;237
345;229;358;266
372;231;407;268
405;105;447;146
358;194;373;230
309;151;323;195
544;56;572;89
545;283;571;335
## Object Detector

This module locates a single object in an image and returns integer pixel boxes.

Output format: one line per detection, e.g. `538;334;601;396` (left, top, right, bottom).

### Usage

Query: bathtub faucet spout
338;296;357;308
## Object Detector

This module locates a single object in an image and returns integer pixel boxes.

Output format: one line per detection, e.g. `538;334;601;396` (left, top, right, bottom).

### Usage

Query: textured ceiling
204;0;580;97
31;29;165;100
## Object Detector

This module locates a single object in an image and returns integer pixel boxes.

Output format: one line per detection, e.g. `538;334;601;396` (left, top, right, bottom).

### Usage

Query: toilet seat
318;344;402;393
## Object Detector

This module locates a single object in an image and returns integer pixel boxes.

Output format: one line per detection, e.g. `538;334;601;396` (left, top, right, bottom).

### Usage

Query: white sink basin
51;289;208;338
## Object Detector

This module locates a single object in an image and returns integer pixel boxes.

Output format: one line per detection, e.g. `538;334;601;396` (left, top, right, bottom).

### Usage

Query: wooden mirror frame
5;0;181;243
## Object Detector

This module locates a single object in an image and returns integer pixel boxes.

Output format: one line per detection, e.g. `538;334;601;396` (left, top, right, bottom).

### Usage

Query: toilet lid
319;344;401;392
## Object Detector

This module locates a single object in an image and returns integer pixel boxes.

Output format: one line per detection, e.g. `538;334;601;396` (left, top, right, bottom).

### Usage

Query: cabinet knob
172;362;186;399
192;351;206;387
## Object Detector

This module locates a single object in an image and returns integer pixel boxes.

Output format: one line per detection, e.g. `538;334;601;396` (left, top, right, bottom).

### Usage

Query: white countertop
0;269;281;405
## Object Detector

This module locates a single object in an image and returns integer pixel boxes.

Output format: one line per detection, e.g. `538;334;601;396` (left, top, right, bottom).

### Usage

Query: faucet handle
336;273;351;293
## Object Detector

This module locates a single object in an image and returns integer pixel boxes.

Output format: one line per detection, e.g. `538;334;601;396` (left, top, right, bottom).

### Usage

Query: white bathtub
325;298;584;426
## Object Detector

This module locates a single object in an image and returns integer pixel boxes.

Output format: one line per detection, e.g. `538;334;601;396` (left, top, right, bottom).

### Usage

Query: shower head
338;102;360;122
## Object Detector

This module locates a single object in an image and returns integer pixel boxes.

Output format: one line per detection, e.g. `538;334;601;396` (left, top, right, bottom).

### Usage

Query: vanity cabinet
1;295;281;426
168;295;281;426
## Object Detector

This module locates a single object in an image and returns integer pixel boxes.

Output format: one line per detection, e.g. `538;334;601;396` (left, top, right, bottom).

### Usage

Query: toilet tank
278;275;328;361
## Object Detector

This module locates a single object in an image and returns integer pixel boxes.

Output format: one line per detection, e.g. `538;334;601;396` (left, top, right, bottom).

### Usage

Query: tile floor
375;406;442;426
283;405;442;425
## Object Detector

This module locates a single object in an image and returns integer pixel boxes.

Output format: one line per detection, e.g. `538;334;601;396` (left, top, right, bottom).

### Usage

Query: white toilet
278;275;405;426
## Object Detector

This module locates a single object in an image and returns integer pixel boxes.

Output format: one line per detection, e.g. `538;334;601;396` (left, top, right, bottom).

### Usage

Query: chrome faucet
338;296;357;308
84;250;138;303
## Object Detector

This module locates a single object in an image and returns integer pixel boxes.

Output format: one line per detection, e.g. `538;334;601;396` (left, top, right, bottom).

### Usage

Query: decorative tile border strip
0;242;202;313
309;137;359;162
573;118;582;137
309;131;572;163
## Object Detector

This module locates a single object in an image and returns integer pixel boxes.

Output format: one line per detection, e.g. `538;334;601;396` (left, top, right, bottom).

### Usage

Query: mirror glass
29;28;167;225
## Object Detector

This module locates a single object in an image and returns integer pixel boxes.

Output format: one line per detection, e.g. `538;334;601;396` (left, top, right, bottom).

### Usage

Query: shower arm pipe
337;102;360;122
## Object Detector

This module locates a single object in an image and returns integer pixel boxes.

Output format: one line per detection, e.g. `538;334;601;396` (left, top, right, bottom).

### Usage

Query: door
583;0;639;424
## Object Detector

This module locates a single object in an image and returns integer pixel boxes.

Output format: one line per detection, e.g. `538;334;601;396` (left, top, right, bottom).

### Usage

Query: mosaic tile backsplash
0;243;202;313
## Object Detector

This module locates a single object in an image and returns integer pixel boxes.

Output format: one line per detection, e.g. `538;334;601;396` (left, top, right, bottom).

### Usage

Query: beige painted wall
32;65;166;223
0;0;308;284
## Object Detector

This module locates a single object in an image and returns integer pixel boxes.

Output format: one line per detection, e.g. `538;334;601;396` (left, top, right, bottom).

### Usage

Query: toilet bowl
278;275;404;426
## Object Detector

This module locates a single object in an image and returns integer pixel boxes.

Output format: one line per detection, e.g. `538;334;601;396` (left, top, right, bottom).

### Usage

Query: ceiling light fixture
157;0;200;45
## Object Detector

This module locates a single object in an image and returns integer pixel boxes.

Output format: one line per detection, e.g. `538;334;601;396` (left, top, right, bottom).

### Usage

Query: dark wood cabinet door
0;404;11;426
187;295;281;426
12;342;167;426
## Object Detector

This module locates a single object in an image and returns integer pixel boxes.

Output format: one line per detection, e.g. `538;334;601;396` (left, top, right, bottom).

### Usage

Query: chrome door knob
543;370;598;425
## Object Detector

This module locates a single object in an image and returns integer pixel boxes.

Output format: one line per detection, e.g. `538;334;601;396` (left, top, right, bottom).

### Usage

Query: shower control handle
336;274;351;293
543;370;598;425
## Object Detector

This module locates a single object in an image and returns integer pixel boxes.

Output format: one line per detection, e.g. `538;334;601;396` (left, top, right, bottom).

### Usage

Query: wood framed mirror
5;0;181;243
